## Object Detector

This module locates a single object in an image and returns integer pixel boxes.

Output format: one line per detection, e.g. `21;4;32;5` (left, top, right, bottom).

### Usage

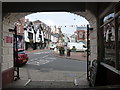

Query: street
7;50;88;88
25;50;87;72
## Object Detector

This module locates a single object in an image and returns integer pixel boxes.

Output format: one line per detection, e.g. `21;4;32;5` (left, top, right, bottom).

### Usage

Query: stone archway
1;10;97;88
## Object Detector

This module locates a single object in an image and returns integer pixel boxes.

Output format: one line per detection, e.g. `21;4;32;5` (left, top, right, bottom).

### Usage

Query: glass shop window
103;20;116;67
103;13;115;23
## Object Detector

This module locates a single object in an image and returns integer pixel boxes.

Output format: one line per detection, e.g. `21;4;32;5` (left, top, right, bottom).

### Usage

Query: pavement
5;68;89;88
3;49;89;89
54;50;87;61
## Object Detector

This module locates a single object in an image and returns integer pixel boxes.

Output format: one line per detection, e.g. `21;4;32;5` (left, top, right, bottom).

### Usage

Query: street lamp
86;24;93;81
9;25;20;80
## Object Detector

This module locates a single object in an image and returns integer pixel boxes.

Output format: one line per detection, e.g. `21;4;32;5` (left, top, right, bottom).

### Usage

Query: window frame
99;3;120;70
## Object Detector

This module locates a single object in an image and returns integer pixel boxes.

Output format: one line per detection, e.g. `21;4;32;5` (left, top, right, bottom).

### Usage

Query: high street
6;50;88;88
25;50;87;72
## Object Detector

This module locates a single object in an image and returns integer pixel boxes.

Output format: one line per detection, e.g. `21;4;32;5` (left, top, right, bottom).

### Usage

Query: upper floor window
103;20;116;67
103;13;115;23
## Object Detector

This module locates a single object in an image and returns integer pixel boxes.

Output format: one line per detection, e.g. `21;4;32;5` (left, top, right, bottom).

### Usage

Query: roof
33;20;42;24
77;27;87;31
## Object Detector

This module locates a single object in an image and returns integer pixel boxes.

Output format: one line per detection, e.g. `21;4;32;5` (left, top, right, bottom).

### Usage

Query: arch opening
2;6;97;88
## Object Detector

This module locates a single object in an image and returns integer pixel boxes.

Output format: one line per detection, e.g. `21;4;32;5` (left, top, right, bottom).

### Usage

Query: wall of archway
1;2;119;88
74;10;97;61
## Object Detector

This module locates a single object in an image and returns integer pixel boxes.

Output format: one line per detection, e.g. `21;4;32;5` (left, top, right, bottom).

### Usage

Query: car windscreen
18;50;26;54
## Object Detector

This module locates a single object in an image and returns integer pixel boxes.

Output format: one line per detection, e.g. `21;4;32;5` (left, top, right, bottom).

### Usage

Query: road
23;50;87;72
16;50;88;87
6;50;88;88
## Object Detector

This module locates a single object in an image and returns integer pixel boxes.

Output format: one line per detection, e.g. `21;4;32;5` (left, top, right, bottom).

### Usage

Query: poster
13;35;24;49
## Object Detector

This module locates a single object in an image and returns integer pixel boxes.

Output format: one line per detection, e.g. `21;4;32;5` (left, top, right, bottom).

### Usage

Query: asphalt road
22;50;87;72
6;50;88;88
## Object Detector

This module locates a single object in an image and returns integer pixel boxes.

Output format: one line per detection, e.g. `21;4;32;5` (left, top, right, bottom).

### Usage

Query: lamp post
9;25;20;80
87;24;93;81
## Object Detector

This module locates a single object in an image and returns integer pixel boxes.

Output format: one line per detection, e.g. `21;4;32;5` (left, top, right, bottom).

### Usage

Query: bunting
48;25;88;28
17;22;89;29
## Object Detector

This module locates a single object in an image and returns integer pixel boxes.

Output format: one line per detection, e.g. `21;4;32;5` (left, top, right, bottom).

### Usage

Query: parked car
67;42;87;52
16;49;28;65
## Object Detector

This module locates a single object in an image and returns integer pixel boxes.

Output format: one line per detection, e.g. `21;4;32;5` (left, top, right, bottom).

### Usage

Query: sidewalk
5;67;89;88
54;50;87;61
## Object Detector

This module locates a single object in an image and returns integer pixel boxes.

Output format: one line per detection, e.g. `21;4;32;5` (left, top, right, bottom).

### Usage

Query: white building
69;32;77;42
24;19;50;49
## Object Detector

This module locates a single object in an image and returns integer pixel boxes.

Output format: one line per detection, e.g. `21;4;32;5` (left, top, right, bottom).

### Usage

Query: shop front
91;2;120;86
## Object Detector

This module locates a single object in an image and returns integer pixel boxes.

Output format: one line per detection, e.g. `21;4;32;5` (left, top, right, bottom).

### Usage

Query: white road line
42;55;49;59
24;68;32;86
34;52;50;55
24;79;32;86
28;52;56;65
34;52;41;54
74;78;78;86
30;58;38;61
46;57;56;60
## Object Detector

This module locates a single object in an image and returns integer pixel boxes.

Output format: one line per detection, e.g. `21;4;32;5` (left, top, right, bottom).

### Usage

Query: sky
25;12;89;36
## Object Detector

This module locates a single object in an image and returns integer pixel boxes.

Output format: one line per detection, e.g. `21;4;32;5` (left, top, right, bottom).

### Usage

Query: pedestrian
67;47;71;56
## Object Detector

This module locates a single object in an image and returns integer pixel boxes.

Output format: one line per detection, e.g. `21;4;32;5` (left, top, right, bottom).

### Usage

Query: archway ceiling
2;2;97;28
3;11;95;27
2;2;86;13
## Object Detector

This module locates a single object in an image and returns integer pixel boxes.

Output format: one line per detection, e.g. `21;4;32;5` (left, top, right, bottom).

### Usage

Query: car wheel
23;61;27;65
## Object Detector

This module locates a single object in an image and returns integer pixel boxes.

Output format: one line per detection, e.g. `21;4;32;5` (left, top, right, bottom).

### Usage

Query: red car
17;49;28;65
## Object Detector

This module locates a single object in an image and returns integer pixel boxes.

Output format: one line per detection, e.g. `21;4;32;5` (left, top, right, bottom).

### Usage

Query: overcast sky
25;12;89;36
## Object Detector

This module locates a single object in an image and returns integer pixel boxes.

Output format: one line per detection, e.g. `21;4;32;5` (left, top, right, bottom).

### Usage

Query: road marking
28;59;54;66
46;57;56;60
24;69;32;86
28;53;56;66
34;52;50;55
30;58;38;61
42;55;49;58
24;79;32;86
34;52;41;54
74;78;78;86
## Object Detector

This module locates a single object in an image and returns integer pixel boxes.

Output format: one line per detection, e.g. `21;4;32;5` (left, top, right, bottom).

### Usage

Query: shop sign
6;36;12;43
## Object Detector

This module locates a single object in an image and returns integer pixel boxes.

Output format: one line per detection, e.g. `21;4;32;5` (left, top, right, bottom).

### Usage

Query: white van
49;42;56;50
67;42;87;52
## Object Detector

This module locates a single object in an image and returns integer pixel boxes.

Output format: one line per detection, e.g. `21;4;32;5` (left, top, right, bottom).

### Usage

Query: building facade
76;27;87;45
24;19;51;50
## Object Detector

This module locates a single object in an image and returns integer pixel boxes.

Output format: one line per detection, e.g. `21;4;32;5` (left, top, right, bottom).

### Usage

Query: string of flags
48;25;87;28
16;23;88;28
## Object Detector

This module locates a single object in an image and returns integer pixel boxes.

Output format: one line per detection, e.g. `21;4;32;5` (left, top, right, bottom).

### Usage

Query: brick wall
2;19;15;87
89;26;97;61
